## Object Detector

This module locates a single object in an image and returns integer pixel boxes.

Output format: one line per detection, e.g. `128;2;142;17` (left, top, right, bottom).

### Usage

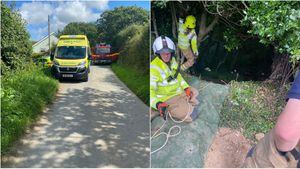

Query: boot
243;129;299;168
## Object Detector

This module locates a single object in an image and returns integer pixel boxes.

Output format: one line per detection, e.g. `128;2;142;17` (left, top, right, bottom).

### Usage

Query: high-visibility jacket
178;18;198;54
150;56;189;109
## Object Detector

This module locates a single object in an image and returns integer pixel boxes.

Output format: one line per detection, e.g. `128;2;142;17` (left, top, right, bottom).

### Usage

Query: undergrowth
1;64;58;153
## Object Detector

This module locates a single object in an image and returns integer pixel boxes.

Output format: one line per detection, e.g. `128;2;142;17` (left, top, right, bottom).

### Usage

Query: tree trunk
198;11;207;42
170;2;178;39
197;11;219;44
151;10;158;38
264;51;298;106
265;50;291;85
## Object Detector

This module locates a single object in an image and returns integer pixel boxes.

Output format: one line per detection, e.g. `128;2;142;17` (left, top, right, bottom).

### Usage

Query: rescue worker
150;36;199;122
244;72;300;168
178;15;198;71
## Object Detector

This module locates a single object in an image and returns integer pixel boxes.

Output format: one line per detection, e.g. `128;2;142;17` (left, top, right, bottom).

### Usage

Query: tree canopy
57;22;98;47
152;1;300;83
96;6;149;50
1;2;32;74
243;1;300;64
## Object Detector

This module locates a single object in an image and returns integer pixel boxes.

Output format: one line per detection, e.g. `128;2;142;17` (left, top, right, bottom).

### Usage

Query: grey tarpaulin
151;77;229;168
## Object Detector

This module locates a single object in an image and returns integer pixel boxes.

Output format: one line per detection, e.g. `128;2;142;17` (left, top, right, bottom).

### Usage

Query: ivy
1;2;32;75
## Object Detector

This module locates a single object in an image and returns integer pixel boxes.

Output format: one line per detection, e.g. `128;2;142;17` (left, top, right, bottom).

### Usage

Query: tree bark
151;10;159;38
265;50;291;85
198;11;207;41
170;2;178;39
197;11;219;43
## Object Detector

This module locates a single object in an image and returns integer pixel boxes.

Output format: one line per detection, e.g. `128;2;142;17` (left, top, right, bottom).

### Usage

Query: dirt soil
204;127;252;168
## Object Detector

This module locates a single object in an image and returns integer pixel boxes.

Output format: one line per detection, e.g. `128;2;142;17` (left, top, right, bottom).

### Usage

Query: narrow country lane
2;65;149;168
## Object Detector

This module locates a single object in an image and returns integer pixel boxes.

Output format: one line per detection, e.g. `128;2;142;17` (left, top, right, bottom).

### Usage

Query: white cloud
85;0;109;10
19;1;109;40
54;1;99;23
20;2;54;24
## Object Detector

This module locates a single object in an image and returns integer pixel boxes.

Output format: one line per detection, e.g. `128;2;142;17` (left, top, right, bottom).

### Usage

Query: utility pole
48;15;51;56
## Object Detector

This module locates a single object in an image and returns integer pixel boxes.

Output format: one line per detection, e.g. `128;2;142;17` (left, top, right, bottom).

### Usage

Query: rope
150;84;210;154
150;101;192;154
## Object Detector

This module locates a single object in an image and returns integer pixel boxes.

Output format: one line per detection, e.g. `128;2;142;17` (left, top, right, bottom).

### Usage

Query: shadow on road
2;66;149;168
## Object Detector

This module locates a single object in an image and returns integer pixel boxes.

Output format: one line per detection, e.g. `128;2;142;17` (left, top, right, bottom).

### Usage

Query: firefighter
244;72;300;168
150;36;199;122
178;15;198;71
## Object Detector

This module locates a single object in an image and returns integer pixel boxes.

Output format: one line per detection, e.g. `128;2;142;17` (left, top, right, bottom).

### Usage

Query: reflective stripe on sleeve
158;79;178;87
150;65;166;79
187;32;195;40
150;81;156;86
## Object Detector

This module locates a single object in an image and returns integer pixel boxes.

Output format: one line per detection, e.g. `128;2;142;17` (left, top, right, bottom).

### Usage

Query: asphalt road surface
2;65;149;168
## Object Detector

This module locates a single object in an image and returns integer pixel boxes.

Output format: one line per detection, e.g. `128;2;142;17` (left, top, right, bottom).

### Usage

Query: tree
1;2;32;74
242;1;300;84
57;22;98;47
115;24;149;73
152;1;300;85
96;6;149;51
151;1;246;71
206;1;300;84
152;1;222;45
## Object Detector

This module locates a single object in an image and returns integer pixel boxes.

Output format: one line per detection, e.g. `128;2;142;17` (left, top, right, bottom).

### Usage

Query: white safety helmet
152;36;175;55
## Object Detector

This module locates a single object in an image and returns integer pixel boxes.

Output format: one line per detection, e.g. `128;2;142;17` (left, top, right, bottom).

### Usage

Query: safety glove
184;87;192;98
156;102;168;120
193;51;199;59
194;51;198;56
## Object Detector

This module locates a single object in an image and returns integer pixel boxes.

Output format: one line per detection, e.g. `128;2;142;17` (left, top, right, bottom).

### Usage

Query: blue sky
13;1;150;41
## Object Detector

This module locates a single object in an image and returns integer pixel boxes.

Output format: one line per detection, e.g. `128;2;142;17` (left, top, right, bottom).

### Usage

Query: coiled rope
150;101;192;154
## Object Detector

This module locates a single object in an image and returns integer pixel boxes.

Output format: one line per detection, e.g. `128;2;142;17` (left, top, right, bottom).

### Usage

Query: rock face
151;79;229;168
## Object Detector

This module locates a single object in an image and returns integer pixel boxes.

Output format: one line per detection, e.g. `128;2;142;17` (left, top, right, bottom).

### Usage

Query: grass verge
220;81;289;141
1;64;58;153
111;63;149;105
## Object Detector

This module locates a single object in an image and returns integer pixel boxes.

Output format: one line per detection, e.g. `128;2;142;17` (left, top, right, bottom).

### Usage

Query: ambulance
51;35;91;81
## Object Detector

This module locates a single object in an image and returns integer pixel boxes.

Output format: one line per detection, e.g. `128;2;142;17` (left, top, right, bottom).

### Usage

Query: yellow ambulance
51;35;91;82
